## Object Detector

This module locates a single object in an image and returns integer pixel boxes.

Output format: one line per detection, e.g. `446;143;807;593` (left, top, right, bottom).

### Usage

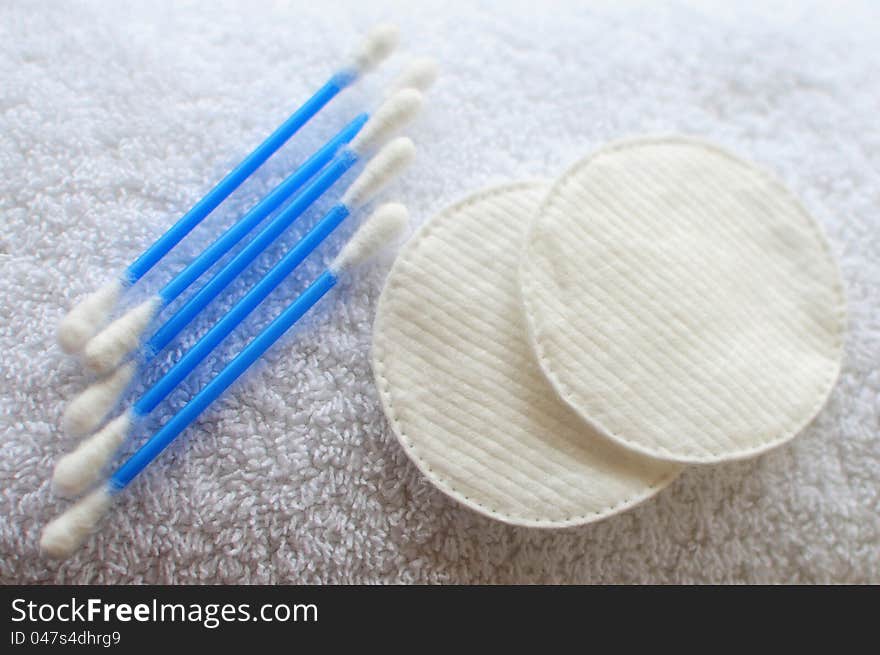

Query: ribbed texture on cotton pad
521;137;846;465
373;182;680;527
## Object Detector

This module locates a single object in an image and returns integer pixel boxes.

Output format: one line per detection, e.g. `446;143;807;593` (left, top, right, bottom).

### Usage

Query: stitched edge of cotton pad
519;135;847;465
372;181;681;528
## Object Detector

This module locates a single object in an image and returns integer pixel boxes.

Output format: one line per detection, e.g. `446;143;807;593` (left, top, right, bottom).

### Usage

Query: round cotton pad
373;182;680;527
521;137;845;465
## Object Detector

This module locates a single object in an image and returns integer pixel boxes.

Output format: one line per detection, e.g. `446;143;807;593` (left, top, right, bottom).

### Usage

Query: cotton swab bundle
56;24;399;355
76;114;367;376
61;136;418;439
80;89;425;379
53;141;415;494
42;203;410;558
77;60;437;377
80;61;437;377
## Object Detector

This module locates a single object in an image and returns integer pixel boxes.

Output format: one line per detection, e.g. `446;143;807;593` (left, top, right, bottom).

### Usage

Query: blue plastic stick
134;203;349;417
156;113;367;307
110;270;337;490
145;148;359;358
122;70;355;286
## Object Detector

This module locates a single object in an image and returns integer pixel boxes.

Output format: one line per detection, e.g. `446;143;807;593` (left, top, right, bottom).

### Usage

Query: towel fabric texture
1;1;877;583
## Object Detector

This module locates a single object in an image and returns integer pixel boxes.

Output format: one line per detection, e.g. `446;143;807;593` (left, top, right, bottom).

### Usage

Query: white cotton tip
57;280;124;354
63;360;136;437
342;137;416;208
41;486;113;558
53;412;132;497
331;203;409;274
349;88;423;154
349;23;399;75
386;58;439;96
83;296;160;375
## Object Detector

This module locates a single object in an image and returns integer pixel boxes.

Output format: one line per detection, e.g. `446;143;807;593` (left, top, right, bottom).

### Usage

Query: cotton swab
62;133;419;438
56;24;399;355
386;57;439;96
42;203;409;558
80;89;424;379
60;362;139;438
54;141;415;494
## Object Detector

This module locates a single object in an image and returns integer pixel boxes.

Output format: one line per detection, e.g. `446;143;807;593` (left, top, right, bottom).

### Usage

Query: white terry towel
0;0;877;583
